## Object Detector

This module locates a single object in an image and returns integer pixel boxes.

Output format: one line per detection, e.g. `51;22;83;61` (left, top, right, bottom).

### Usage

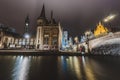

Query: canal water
0;55;120;80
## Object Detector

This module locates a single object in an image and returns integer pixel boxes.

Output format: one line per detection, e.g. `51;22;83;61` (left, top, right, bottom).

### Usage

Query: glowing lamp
24;34;30;39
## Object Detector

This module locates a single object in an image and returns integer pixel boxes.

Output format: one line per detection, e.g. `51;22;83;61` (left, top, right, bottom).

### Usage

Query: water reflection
82;56;96;80
59;56;96;80
12;56;31;80
0;55;119;80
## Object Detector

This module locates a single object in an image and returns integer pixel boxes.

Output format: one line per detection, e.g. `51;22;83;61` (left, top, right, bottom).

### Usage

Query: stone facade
36;5;62;50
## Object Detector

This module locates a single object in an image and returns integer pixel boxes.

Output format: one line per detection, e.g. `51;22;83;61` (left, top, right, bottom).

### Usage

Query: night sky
0;0;120;37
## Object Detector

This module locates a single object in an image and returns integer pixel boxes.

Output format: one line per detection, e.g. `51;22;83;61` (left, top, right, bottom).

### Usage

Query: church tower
37;4;48;26
25;15;30;34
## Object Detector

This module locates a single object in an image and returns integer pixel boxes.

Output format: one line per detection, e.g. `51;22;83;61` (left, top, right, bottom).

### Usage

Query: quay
0;49;91;56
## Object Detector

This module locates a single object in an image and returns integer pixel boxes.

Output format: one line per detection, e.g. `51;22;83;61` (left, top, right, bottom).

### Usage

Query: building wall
36;25;62;50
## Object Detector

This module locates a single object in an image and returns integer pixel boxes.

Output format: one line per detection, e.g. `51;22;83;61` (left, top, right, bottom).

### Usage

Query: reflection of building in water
58;56;96;80
12;56;31;80
94;22;108;37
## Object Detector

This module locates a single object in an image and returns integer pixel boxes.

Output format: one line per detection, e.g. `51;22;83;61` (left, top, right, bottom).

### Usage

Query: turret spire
50;10;53;24
51;10;53;20
40;4;46;18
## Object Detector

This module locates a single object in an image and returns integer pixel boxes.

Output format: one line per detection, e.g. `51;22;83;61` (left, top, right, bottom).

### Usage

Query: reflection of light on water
58;56;82;79
82;56;85;65
58;56;96;80
82;56;96;80
73;57;81;79
12;56;31;80
68;57;73;69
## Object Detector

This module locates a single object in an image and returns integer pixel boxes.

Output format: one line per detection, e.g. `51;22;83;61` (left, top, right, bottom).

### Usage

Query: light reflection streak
82;56;96;80
58;56;96;80
59;56;82;79
73;56;82;79
12;56;31;80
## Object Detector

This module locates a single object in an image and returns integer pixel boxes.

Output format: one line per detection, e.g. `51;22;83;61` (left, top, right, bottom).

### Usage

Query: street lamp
85;32;90;54
24;33;30;49
24;34;30;39
103;13;118;32
103;14;117;23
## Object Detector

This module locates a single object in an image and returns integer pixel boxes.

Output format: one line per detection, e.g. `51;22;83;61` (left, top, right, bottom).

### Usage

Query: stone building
0;24;19;48
36;5;62;50
0;23;35;49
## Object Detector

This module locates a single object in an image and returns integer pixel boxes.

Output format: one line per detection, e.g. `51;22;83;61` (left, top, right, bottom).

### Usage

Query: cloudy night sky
0;0;120;37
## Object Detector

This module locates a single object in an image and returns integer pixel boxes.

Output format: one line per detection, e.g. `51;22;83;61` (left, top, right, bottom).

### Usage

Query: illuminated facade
36;5;62;50
0;23;35;49
94;22;108;37
0;5;62;50
62;31;69;49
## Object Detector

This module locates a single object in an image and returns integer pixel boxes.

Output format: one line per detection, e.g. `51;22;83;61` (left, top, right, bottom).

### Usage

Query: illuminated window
44;34;49;45
52;37;57;45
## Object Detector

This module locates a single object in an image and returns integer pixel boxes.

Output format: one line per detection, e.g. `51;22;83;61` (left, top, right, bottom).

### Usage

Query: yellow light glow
94;22;108;37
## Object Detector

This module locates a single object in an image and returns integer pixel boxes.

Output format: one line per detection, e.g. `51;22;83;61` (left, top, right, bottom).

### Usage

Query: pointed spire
50;10;53;24
51;10;53;20
25;14;29;23
58;21;61;26
40;4;46;18
98;21;102;25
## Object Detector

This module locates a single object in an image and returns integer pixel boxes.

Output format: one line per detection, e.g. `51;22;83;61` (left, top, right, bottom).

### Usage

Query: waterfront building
0;24;19;48
68;37;73;46
36;5;62;50
0;22;36;49
62;31;69;50
80;35;86;42
0;5;63;51
85;30;94;39
94;22;108;37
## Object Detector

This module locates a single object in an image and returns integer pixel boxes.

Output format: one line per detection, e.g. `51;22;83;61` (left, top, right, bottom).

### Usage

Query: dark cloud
0;0;120;36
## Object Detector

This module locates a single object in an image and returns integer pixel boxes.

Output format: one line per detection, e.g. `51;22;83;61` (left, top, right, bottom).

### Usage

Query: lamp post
85;31;91;54
74;37;79;52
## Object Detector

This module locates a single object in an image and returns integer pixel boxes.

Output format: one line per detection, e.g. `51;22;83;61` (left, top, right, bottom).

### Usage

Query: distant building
94;22;108;37
85;30;94;39
62;31;69;49
80;35;86;42
0;24;20;48
68;37;73;46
